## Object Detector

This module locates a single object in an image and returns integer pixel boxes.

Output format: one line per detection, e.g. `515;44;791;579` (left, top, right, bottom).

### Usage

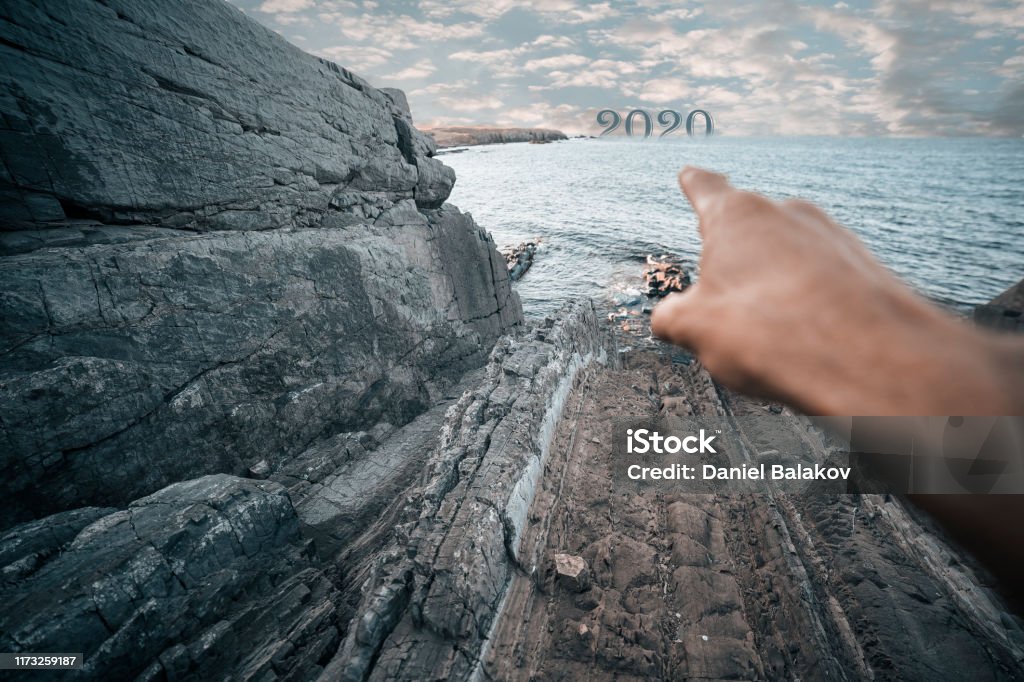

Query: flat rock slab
295;369;485;557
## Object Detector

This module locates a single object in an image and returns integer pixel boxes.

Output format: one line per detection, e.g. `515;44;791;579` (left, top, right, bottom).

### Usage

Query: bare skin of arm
651;166;1024;417
651;167;1024;609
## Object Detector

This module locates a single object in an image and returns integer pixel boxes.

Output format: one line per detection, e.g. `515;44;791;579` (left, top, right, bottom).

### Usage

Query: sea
443;137;1024;319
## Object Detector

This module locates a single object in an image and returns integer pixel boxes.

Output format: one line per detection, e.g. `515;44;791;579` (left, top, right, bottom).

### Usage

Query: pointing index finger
678;166;733;236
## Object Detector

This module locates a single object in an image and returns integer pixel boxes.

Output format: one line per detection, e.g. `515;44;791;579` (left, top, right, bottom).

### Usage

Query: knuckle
721;191;772;218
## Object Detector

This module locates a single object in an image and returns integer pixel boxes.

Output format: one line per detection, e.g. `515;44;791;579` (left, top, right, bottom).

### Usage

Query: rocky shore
1;1;1023;680
421;126;568;148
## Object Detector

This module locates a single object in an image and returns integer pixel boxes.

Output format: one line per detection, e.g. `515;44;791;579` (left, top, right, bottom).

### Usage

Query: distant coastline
421;125;567;149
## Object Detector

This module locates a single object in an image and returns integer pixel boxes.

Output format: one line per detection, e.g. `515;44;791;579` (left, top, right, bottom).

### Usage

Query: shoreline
421;125;568;148
1;1;1022;679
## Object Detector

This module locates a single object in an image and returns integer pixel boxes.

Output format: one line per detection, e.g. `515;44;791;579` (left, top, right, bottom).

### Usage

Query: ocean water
443;137;1024;318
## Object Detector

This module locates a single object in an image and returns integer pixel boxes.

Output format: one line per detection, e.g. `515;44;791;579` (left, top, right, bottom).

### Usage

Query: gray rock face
321;301;611;681
0;0;451;230
0;303;607;681
0;0;521;527
0;475;341;681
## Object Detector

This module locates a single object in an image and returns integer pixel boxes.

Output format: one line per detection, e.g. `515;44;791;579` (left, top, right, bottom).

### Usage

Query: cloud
650;7;703;23
563;3;619;23
315;45;393;70
806;2;1022;135
532;35;576;48
409;80;477;96
257;0;314;13
636;78;691;104
541;69;620;89
420;0;617;23
419;114;478;126
449;48;524;63
315;10;484;50
233;0;1024;137
523;54;590;71
493;102;583;130
998;53;1024;77
387;59;437;80
436;95;504;112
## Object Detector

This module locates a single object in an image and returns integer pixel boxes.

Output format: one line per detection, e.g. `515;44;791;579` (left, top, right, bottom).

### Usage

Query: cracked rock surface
320;300;611;681
481;333;1024;681
0;475;341;681
0;0;521;527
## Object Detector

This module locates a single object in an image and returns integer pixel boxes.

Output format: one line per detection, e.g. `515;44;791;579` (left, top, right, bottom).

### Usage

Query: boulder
644;254;691;299
554;553;592;592
502;240;539;281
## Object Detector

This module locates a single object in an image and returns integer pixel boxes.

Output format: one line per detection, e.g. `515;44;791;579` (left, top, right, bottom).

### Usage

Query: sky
228;0;1024;136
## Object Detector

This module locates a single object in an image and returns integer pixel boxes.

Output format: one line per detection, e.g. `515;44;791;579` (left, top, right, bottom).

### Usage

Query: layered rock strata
481;343;1024;681
321;301;611;681
1;475;342;681
0;301;609;680
0;0;521;527
2;1;1023;680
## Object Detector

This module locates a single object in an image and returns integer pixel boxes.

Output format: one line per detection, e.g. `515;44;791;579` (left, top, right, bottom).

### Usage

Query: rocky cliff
3;2;1023;680
0;0;521;528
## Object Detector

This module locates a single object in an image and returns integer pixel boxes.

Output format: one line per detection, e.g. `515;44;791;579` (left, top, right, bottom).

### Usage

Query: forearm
771;291;1024;416
976;330;1024;414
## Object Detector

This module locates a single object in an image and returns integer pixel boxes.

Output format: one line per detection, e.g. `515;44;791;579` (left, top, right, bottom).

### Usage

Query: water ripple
445;137;1024;317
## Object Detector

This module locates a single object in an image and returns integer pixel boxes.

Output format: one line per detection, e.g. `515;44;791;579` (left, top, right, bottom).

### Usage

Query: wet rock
644;254;692;299
554;553;592;592
502;240;539;281
975;278;1024;332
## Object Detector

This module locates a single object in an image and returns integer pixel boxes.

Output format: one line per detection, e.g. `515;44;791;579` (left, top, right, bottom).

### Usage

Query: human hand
651;167;1021;415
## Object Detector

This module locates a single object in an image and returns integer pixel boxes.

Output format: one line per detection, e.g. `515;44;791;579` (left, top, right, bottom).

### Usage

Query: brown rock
554;553;592;592
643;255;691;299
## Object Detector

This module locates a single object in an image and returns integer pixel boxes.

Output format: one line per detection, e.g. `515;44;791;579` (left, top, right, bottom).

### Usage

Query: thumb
678;166;733;237
650;284;705;349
